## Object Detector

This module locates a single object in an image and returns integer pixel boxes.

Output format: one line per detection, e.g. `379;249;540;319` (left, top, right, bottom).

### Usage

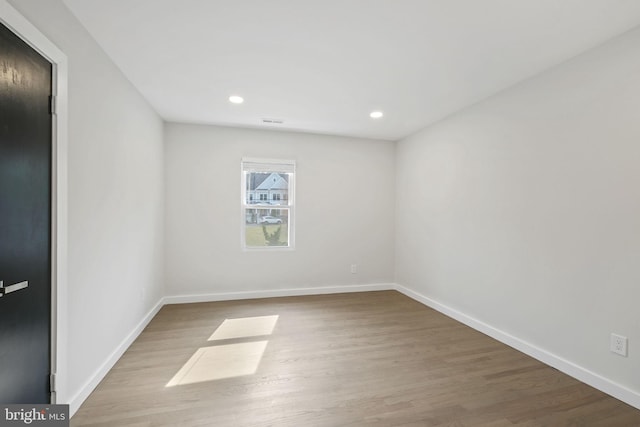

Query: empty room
1;0;640;425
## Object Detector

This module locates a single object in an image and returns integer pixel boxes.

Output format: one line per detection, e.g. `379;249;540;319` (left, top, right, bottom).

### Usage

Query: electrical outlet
350;264;357;274
610;333;628;357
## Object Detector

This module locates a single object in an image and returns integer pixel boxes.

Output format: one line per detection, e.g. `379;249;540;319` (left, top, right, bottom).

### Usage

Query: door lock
0;280;29;297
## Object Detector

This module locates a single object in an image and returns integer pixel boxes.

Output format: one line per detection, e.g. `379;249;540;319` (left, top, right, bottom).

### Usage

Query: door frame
0;1;68;404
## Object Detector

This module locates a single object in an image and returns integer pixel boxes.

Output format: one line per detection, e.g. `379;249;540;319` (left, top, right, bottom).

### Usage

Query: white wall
7;0;164;406
396;27;640;397
165;124;394;295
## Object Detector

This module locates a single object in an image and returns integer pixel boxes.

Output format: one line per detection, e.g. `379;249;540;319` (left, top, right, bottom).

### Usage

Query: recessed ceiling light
229;95;244;104
370;111;383;119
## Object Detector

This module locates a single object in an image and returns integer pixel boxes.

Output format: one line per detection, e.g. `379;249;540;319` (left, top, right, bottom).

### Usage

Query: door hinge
49;373;56;393
49;95;57;115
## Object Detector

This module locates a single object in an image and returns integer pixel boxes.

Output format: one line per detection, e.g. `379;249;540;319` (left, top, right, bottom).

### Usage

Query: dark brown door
0;21;53;403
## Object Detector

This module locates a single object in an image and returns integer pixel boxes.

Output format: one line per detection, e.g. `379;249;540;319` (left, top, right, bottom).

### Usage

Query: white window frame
241;158;296;250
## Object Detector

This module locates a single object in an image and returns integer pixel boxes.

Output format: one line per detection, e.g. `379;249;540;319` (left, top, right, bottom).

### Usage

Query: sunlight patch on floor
166;315;279;387
166;341;269;387
208;315;279;341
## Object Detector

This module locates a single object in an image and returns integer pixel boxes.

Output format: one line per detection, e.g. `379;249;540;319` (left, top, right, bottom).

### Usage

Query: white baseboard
163;283;395;305
69;283;394;415
393;283;640;410
69;282;639;416
68;299;164;416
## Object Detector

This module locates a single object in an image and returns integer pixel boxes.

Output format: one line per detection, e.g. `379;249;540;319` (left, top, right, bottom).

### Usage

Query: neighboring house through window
241;158;295;249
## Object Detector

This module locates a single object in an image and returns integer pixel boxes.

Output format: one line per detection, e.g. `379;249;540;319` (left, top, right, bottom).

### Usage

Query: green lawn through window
245;224;289;247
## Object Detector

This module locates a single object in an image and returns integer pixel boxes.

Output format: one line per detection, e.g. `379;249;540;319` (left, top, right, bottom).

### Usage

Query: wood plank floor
71;291;640;426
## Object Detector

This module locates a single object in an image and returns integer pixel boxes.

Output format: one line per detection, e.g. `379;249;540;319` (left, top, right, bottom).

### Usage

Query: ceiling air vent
261;118;284;125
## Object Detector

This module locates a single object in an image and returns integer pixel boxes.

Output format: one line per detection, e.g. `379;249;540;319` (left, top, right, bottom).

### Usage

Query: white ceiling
63;0;640;141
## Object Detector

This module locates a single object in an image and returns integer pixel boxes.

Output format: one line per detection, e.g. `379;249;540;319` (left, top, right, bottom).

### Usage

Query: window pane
245;172;290;205
245;208;289;247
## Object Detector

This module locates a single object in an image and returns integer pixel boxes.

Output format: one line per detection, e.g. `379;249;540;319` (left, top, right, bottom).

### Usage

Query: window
241;158;295;249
